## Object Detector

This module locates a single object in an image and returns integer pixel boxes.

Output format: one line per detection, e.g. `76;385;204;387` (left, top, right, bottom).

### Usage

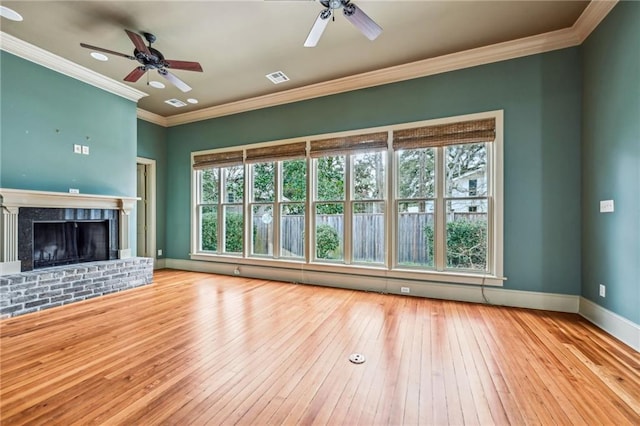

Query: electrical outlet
400;286;410;294
600;200;614;213
157;249;162;256
69;188;79;194
82;145;90;155
233;267;240;275
73;144;82;154
599;284;606;298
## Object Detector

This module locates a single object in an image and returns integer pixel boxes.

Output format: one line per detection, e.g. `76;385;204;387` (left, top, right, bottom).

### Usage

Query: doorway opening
136;157;156;262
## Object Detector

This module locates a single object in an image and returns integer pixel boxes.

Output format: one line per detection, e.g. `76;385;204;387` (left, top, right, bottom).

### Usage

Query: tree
200;169;219;203
224;165;244;203
446;143;487;196
316;156;345;214
397;149;435;200
282;159;306;202
252;162;275;202
316;224;340;259
353;152;385;200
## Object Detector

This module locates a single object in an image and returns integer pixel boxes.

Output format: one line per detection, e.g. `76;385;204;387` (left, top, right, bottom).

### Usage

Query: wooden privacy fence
253;212;486;263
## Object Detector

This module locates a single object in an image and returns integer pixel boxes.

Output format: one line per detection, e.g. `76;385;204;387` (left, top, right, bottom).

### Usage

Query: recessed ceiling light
187;98;198;104
90;52;108;61
0;5;23;21
149;81;165;89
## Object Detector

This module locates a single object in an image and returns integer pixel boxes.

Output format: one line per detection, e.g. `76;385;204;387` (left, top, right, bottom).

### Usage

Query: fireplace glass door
32;221;110;269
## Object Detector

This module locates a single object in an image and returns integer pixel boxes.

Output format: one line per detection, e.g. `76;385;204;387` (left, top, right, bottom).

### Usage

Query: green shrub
316;224;340;259
225;212;243;253
201;212;217;251
200;211;243;253
424;219;487;269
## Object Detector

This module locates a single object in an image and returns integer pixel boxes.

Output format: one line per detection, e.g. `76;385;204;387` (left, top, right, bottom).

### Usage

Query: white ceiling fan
304;0;382;47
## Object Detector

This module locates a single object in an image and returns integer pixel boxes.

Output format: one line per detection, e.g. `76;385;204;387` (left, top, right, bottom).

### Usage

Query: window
396;148;435;267
352;152;386;264
393;117;496;273
250;162;275;256
311;132;388;264
314;155;345;261
192;111;503;285
468;179;478;197
280;158;307;259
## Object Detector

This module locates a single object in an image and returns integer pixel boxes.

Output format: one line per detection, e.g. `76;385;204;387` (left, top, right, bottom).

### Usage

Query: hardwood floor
1;269;638;425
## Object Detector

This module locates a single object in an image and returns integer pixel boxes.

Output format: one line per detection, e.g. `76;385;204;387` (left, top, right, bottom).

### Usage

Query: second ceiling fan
305;0;382;47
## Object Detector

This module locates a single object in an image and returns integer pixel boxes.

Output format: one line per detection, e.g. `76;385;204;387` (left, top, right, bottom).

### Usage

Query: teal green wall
1;51;138;250
166;48;583;295
137;119;167;258
0;52;137;196
581;1;640;324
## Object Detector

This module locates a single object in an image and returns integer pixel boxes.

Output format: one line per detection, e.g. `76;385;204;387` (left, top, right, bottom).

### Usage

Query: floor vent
349;353;366;364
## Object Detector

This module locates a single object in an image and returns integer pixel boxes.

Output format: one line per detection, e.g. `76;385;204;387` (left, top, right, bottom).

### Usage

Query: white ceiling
1;1;592;120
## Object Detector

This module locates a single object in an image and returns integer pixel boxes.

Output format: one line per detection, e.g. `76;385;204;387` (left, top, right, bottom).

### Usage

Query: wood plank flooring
1;269;638;425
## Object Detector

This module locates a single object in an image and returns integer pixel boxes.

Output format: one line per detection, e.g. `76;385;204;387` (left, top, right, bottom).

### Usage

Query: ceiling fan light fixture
0;5;23;22
90;52;108;61
149;80;165;89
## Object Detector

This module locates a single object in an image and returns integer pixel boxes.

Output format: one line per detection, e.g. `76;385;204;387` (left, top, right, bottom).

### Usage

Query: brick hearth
0;257;153;318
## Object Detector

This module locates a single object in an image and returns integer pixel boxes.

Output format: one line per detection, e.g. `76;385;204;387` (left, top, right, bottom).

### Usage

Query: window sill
189;252;506;287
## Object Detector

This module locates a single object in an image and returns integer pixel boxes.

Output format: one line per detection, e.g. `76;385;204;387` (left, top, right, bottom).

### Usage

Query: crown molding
166;26;582;127
572;0;618;43
3;1;616;127
137;108;168;127
0;31;148;103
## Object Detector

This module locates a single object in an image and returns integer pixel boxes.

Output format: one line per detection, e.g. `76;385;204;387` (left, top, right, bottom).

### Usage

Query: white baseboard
579;297;640;352
155;258;167;270
163;258;579;313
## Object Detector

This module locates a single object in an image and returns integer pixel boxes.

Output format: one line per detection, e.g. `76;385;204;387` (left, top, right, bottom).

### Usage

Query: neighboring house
449;167;487;214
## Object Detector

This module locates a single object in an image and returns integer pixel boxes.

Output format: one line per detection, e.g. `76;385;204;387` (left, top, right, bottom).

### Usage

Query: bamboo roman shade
193;150;244;169
245;141;307;163
393;118;495;150
310;132;388;157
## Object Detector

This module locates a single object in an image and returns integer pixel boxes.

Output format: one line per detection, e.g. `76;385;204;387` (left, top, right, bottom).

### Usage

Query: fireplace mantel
0;188;139;275
0;188;138;210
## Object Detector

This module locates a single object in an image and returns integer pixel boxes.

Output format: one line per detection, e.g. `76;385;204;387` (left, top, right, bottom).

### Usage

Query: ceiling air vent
165;98;187;108
266;71;290;84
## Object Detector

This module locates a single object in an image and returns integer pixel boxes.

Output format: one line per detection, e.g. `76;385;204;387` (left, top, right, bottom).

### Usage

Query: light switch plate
600;200;614;213
82;145;90;155
73;144;82;154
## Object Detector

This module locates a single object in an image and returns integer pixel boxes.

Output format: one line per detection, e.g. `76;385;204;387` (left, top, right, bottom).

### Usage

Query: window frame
191;110;504;286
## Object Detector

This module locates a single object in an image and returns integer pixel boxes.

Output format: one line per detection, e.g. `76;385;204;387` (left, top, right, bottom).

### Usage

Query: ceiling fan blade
343;4;382;41
159;70;192;92
80;43;135;60
164;60;203;72
125;29;151;56
304;9;331;47
124;67;147;82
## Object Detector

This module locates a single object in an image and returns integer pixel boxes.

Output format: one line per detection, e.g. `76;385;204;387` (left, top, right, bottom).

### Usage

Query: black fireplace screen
33;221;109;269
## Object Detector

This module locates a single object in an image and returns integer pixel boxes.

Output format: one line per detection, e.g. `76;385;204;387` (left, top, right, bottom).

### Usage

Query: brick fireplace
0;189;153;317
